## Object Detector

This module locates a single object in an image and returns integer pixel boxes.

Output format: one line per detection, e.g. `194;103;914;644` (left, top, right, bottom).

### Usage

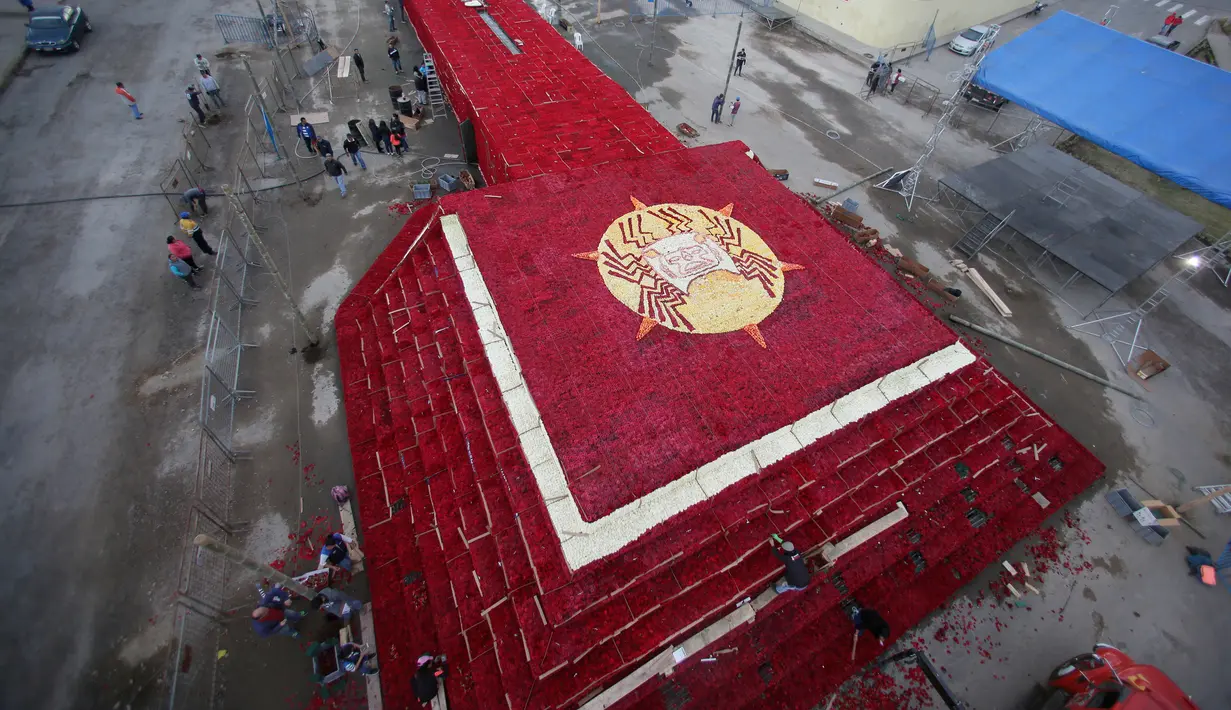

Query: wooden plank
821;502;908;563
1177;485;1231;514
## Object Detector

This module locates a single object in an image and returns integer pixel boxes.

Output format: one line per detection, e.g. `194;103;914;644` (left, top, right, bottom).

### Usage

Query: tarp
974;12;1231;210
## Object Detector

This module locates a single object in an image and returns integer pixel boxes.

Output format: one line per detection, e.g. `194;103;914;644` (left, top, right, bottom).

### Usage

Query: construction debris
1006;583;1023;599
675;123;699;138
1002;561;1018;576
1023;581;1041;595
812;177;839;190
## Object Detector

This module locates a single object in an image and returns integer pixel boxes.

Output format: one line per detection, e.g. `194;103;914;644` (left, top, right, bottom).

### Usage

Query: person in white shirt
194;53;210;73
199;72;224;109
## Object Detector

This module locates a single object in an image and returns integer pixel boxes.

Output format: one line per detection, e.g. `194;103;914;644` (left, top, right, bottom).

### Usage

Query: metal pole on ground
949;316;1144;400
193;534;316;598
222;184;321;347
647;0;659;66
721;12;744;103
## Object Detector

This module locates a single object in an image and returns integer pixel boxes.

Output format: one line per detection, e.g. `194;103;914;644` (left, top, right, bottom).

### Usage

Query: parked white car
949;25;991;55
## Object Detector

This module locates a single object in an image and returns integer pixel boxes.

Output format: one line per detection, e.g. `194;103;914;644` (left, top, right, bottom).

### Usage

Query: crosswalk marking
1166;3;1182;10
1181;8;1196;18
1196;14;1211;26
1155;0;1170;8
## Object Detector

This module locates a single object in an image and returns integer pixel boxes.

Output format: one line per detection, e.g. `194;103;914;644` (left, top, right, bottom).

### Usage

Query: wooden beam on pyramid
819;502;909;564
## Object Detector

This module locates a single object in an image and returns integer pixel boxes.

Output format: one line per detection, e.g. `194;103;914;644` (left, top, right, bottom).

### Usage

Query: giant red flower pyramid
333;1;1104;708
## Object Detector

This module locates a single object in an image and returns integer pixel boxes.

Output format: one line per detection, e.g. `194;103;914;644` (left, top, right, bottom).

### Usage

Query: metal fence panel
165;603;224;710
215;14;274;48
629;0;769;18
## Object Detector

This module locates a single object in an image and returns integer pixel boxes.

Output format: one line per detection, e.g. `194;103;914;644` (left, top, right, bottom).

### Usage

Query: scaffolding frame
875;24;1000;211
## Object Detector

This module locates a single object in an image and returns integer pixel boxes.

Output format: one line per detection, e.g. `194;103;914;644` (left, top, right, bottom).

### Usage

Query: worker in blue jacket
297;117;318;155
251;585;303;638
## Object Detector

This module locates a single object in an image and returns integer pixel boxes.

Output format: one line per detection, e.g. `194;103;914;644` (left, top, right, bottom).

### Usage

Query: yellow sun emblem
573;198;804;348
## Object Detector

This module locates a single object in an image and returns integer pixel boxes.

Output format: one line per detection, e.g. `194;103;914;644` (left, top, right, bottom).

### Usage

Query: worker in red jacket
115;82;142;120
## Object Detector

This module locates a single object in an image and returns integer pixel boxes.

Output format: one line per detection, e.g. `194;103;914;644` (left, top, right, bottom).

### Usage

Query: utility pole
223;184;321;347
647;0;659;66
194;534;316;598
721;13;744;104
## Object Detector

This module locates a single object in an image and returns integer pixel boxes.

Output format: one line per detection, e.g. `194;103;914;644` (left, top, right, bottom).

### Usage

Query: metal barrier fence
215;2;320;49
628;0;772;17
163;59;308;710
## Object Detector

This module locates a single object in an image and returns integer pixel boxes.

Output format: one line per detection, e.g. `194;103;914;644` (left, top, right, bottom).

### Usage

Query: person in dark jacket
771;538;810;593
413;69;428;105
390;115;407;155
316;136;334;158
297;117;318;155
185;86;207;123
849;603;891;646
352;49;367;82
413;654;447;702
710;93;724;123
323;157;348;197
377;120;394;153
388;43;403;73
734;48;746;76
181;186;209;215
251;585;302;638
367;118;384;153
342;135;367;169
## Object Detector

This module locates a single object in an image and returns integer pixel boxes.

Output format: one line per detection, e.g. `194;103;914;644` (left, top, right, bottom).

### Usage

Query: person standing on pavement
890;68;904;93
181;186;209;215
770;538;810;593
185;85;207;124
710;93;724;124
367;118;385;153
385;1;397;31
168;255;201;290
199;71;224;109
390;114;406;143
413;69;428;106
297;117;318;155
178;212;217;255
193;53;210;73
734;48;746;76
251;585;303;638
728;97;741;126
352;49;367;82
388;43;403;73
343;135;367;170
115;82;143;120
316;135;334;158
166;236;202;273
377;120;394;153
323;156;349;197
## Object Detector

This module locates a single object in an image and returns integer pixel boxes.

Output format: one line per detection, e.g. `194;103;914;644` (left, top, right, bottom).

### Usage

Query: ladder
1101;247;1220;344
1193;486;1231;515
953;210;1015;257
423;53;446;112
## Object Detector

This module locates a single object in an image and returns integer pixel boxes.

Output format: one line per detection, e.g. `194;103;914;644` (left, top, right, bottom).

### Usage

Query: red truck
1045;644;1199;709
880;644;1198;710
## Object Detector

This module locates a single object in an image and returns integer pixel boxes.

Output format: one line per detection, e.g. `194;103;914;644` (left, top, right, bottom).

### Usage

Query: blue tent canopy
974;12;1231;210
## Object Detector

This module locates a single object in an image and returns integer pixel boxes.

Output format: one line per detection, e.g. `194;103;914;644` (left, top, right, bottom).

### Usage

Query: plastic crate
841;198;859;214
413;184;432;200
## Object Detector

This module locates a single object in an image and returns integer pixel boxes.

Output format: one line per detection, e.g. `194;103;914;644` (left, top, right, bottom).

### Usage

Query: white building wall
789;0;1028;51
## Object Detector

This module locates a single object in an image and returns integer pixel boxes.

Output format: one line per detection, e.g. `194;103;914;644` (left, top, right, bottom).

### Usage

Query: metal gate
215;14;274;48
